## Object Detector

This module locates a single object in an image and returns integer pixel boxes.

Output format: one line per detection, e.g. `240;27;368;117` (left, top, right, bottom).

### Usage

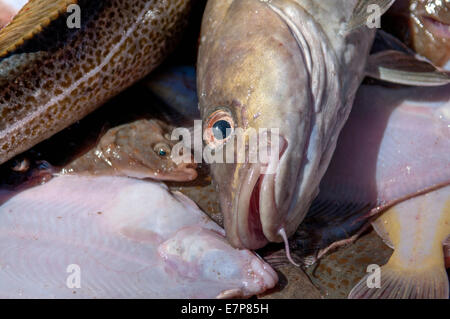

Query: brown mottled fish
62;119;198;182
0;0;192;165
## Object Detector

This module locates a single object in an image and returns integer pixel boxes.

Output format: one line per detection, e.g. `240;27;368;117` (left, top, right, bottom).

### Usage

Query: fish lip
421;15;450;39
227;136;287;250
228;162;269;249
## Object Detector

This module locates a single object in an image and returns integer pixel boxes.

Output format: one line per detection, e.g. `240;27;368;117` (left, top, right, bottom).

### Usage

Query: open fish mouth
422;15;450;39
232;162;272;249
227;136;288;250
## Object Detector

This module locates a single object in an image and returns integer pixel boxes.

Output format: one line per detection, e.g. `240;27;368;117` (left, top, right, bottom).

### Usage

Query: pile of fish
0;0;449;299
301;83;450;298
0;175;277;298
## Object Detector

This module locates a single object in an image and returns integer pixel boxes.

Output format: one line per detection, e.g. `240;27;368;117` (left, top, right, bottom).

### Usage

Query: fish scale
0;0;192;165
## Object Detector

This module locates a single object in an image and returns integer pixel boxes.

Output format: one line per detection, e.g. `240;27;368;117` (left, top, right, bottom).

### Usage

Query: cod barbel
197;0;393;249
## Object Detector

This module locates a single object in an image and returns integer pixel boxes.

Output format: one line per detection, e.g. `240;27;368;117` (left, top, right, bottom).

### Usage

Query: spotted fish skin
0;0;192;165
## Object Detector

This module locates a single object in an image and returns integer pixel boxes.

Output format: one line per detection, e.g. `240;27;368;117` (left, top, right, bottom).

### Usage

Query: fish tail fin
349;261;449;299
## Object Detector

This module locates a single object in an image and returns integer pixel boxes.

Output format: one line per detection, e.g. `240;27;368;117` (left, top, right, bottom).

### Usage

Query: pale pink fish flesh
350;185;450;299
0;0;27;28
290;83;450;260
318;84;450;210
0;175;277;298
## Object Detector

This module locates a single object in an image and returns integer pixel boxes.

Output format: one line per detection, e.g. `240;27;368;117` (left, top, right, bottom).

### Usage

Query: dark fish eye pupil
159;149;167;156
212;120;231;140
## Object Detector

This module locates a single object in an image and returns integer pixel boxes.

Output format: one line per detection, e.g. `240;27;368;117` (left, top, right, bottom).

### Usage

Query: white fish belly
320;84;450;206
374;185;450;265
1;0;28;12
0;175;277;298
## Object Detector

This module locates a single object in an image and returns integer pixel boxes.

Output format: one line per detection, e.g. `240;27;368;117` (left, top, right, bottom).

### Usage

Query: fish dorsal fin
344;0;395;32
366;50;450;86
0;0;78;58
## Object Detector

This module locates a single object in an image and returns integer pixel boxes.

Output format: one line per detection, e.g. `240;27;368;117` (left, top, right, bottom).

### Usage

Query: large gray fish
196;0;450;250
197;0;388;250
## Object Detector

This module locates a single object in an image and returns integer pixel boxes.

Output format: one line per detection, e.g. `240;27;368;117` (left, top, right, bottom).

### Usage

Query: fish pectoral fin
349;261;449;299
344;0;395;33
262;249;306;269
365;50;450;86
291;197;376;257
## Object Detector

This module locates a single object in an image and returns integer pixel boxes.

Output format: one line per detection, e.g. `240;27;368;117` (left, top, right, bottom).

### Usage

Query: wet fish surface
384;0;450;70
350;185;450;299
0;0;26;28
197;0;390;249
62;119;198;182
291;84;450;259
0;175;277;298
0;0;192;164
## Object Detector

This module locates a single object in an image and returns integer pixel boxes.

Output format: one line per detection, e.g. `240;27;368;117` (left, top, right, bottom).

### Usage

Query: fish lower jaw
230;164;269;250
230;166;284;250
229;137;289;249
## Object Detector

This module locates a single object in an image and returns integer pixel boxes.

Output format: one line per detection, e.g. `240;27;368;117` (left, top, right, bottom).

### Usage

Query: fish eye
204;110;235;148
212;120;232;140
154;143;171;157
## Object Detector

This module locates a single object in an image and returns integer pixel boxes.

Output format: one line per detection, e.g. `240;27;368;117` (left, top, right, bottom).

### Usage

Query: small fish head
112;119;198;182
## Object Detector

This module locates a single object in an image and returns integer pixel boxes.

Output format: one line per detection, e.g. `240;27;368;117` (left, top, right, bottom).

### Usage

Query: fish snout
166;160;198;182
224;134;290;250
176;161;198;180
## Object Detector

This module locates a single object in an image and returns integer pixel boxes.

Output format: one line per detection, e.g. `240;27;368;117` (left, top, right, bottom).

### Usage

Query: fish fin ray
0;0;79;59
292;197;375;254
263;250;308;269
349;263;449;299
366;50;450;86
344;0;395;32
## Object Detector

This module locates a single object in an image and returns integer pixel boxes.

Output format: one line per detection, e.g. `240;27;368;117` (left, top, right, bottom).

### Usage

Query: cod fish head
197;0;328;249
